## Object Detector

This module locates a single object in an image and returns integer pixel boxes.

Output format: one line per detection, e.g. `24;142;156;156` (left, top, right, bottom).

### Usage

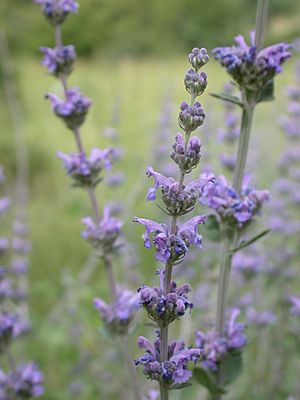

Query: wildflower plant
134;47;212;398
201;0;292;398
34;1;141;398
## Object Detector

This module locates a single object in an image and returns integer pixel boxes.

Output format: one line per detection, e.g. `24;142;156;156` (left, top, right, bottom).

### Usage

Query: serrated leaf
193;367;227;395
222;351;243;385
202;214;221;243
170;382;192;390
210;92;244;107
232;229;270;253
257;79;275;103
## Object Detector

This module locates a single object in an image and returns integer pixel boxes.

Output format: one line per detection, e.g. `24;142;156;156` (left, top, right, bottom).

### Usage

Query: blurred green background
0;1;300;400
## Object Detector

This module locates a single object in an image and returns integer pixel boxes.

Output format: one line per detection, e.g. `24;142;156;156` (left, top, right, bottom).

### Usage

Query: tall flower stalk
34;1;141;398
134;48;213;399
210;0;292;395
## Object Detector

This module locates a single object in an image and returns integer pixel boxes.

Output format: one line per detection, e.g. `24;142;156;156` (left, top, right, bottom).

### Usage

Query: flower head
133;215;206;263
206;175;269;228
47;87;91;129
8;362;44;398
188;48;209;71
178;101;205;133
81;207;123;255
184;69;208;97
171;133;202;173
213;33;292;91
57;148;112;187
41;45;76;77
94;288;139;335
34;0;78;25
138;280;193;327
146;166;214;215
135;336;200;387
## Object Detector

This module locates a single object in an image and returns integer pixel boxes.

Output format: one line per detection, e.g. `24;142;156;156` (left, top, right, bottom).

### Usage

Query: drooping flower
47;87;91;129
135;336;200;387
40;45;76;77
57;148;112;187
81;207;123;254
213;33;292;91
138;280;193;328
93;288;139;335
34;0;78;25
133;215;206;263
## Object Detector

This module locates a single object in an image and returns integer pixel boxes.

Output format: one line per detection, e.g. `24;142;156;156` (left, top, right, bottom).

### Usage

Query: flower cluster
0;312;16;352
184;69;208;97
138;280;193;328
171;133;202;174
213;33;292;92
232;252;266;279
178;101;205;133
93;288;139;335
81;207;123;255
146;167;214;215
135;336;200;387
0;363;44;399
206;175;269;228
133;215;206;263
57;148;112;187
34;0;78;25
41;45;76;77
47;88;91;129
195;309;247;371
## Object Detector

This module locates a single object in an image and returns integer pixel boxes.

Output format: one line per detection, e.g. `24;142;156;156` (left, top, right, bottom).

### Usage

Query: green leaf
170;382;192;390
193;367;227;395
222;351;243;385
210;92;244;107
202;214;221;243
232;229;270;253
257;79;275;103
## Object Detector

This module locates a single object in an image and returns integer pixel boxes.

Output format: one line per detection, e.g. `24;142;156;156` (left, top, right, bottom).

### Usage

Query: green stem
254;0;270;52
232;104;255;191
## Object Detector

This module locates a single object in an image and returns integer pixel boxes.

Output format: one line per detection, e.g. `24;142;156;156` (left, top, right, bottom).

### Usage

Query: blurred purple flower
41;45;76;77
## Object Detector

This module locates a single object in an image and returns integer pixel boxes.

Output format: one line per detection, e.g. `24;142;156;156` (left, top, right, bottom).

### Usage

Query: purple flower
206;175;269;228
81;207;122;254
133;215;206;263
138;280;193;327
10;259;29;275
232;252;266;278
178;101;205;133
40;45;76;77
9;362;44;398
188;48;209;71
184;69;208;97
219;153;236;171
94;288;139;334
34;0;78;25
11;239;31;255
171;133;202;173
47;87;91;129
195;309;247;371
146;166;214;215
288;295;300;317
135;336;200;386
225;308;247;350
213;33;292;90
57;148;112;187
